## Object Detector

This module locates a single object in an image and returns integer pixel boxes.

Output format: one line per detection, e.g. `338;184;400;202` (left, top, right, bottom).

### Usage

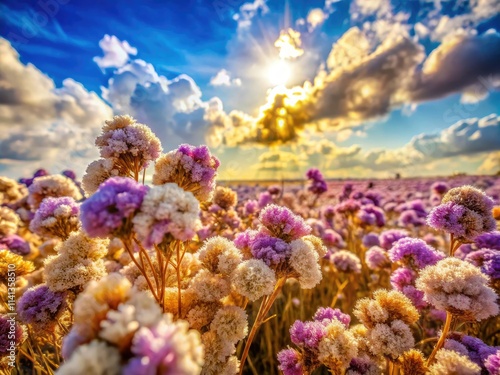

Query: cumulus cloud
274;29;304;60
93;35;137;70
233;0;269;30
209;69;242;87
0;37;112;175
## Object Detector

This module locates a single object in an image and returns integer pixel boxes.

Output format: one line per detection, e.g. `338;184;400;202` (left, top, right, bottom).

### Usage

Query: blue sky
0;0;499;179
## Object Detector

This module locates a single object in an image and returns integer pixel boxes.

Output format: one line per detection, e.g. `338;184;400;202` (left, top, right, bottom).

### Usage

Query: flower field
1;116;499;375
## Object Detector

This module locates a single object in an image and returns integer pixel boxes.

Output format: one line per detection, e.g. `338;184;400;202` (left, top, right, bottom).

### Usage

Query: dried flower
231;259;276;301
313;307;351;328
133;183;200;247
416;257;499;320
213;186;238;210
365;246;390;270
197;236;242;277
367;320;415;359
81;158;121;195
259;204;311;242
153;144;219;202
399;349;427;375
0;234;30;255
27;175;82;209
30;196;80;239
356;205;385;227
306;168;327;195
210;306;248;343
318;320;358;371
289;238;322;288
388;238;445;269
330;250;362;274
0;176;26;204
0;250;34;279
17;284;66;331
277;348;304;375
379;229;409;250
428;349;480;375
57;340;122;375
485;350;500;375
250;232;291;267
0;207;19;236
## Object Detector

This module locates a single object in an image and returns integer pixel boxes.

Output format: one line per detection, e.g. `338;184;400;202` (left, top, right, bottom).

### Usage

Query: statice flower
335;199;361;214
389;238;445;269
318;320;358;371
431;181;449;195
213;186;238;210
367;319;415;360
365;246;390;270
27;174;82;209
0;250;34;279
289;238;322;288
379;229;409;250
428;186;496;242
233;229;258;259
390;267;427;309
356;204;385;227
454;335;498;370
0;207;20;236
330;250;362;274
465;249;500;280
133;183;200;246
290;320;327;349
81;158;121;195
123;315;203;375
398;210;426;227
0;176;26;204
277;348;304;375
428;349;480;375
57;340;122;375
322;229;346;249
313;307;351;328
486;350;500;375
416;257;499;320
30;196;80;239
95;115;162;174
81;177;147;238
250;233;291;267
197;236;242;277
153;144;220;202
17;284;66;331
362;232;380;248
231;259;276;301
475;231;500;251
306;168;327;195
258;192;274;208
243;199;259;215
0;234;30;255
210;306;248;343
259;204;311;242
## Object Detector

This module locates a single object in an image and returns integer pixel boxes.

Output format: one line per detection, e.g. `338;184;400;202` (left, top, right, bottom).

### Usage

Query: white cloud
209;69;242;87
0;37;112;177
233;0;269;30
93;35;137;70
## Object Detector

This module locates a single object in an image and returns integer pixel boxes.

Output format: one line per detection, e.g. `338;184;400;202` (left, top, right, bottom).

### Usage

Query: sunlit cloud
274;28;304;60
209;69;242;87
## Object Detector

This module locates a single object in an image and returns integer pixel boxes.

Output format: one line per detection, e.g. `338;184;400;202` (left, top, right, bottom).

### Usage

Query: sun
267;61;291;86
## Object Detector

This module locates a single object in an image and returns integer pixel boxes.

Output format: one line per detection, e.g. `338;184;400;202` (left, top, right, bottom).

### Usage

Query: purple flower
80;177;148;237
244;199;259;215
389;238;445;269
362;232;380;248
34;169;49;178
379;229;409;250
423;233;440;248
313;307;351;328
17;285;66;330
251;232;291;266
465;249;500;280
475;232;500;251
348;357;377;374
259;204;311;242
234;230;258;251
30;196;80;239
431;181;449;195
398;210;426;227
277;348;304;375
322;205;335;220
390;267;416;290
455;244;475;260
459;335;498;370
485;350;500;375
356;204;385;227
0;315;23;357
306;168;327;195
322;229;345;249
335;199;361;214
62;170;77;180
330;250;361;273
258;192;274;208
0;234;30;255
401;285;427;310
289;320;326;349
365;246;390;270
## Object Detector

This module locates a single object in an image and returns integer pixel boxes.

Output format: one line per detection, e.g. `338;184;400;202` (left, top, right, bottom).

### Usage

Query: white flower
367;320;414;360
231;259;276;301
289;238;322;289
56;340;121;375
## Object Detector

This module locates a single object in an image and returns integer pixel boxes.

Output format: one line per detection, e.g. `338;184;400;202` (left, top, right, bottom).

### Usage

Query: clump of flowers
428;185;496;244
0;234;30;255
0;207;20;236
356;204;385;228
153;144;220;202
95;115;162;180
258;204;311;242
27;174;82;209
30;196;80;239
133;183;201;247
329;250;362;274
427;349;480;375
212;186;238;210
379;229;409;251
0;176;26;204
17;284;67;332
388;238;445;269
80;177;147;238
81;158;121;195
306;168;327;196
0;249;34;279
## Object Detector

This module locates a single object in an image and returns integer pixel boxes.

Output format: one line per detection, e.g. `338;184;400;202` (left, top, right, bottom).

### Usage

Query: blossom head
231;259;276;301
0;234;30;255
485;350;500;375
31;196;80;239
250;232;291;267
243;199;259;215
133;183;200;247
306;168;327;195
362;232;380;248
82;158;121;195
259;204;311;242
388;238;445;269
379;229;409;250
431;181;449;195
17;284;66;331
330;250;362;274
365;246;390;270
313;307;351;328
277;348;304;375
153;144;219;202
474;231;500;251
80;177;147;238
356;204;385;227
290;320;327;349
416;257;499;320
27;175;82;209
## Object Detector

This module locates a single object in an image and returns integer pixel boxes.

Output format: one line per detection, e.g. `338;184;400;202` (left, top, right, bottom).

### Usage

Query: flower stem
427;311;453;365
238;277;286;375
